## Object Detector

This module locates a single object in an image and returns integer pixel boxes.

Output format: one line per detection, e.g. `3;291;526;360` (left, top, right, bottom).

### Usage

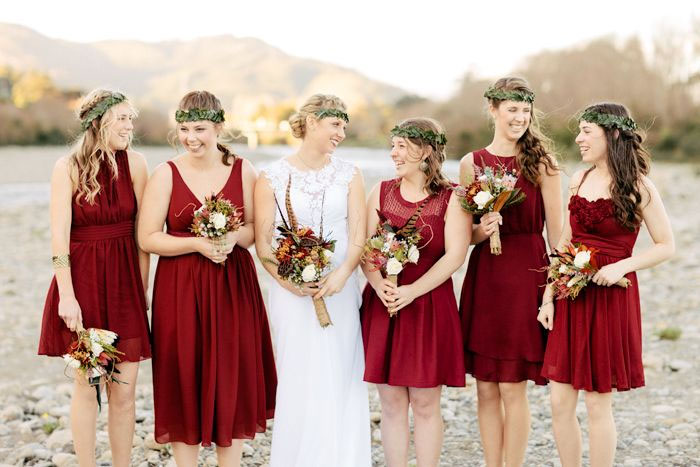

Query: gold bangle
52;254;71;269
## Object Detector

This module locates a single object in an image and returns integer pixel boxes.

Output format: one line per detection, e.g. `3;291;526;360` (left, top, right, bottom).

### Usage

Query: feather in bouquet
62;326;124;410
190;193;243;266
546;243;630;300
269;175;336;328
362;199;427;317
454;164;525;255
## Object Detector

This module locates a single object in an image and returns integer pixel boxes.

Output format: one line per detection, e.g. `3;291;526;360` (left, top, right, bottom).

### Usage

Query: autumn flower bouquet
63;326;124;409
270;176;336;328
190;193;243;265
362;200;426;317
454;165;525;255
546;243;630;300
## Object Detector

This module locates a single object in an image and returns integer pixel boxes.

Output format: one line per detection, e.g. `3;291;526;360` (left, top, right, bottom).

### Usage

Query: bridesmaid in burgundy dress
458;77;562;466
537;103;674;466
38;89;151;467
361;118;470;466
138;91;276;467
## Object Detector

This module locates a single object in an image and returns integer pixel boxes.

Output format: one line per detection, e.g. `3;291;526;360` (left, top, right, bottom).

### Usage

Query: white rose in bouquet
386;257;403;276
473;191;493;210
407;245;420;264
559;264;568;274
63;355;81;369
210;212;228;230
573;250;592;269
301;264;318;282
323;249;334;261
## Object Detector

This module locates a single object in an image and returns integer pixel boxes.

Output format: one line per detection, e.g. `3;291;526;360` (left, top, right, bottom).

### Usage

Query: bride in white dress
254;94;371;467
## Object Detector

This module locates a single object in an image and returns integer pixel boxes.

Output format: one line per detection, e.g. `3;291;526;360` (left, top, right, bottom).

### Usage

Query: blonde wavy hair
288;94;347;139
70;89;137;205
393;117;452;195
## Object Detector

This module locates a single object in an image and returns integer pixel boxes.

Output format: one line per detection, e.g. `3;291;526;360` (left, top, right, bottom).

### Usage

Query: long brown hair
70;89;136;205
485;77;557;185
580;102;650;231
393;117;451;195
175;91;236;166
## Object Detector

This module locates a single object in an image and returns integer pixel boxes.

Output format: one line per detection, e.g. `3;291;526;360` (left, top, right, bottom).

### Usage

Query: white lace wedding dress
262;157;371;467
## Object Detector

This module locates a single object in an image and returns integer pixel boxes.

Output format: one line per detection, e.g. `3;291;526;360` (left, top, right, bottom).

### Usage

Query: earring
419;160;429;172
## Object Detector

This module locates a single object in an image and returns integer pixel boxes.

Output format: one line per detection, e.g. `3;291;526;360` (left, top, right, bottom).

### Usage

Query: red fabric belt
71;220;134;241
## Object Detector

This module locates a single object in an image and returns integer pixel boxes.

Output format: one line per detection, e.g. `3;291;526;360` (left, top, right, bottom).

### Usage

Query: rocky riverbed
0;155;698;466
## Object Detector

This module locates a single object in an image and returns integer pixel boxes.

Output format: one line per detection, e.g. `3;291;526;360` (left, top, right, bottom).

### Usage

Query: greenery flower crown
578;109;638;132
315;108;349;123
390;125;447;147
483;87;535;104
80;93;127;131
174;108;226;123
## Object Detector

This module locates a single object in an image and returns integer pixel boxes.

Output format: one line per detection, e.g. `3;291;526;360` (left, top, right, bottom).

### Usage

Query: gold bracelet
538;300;553;311
52;254;71;269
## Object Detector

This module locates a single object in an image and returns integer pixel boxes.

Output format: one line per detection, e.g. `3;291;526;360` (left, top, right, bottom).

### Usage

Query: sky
3;0;698;99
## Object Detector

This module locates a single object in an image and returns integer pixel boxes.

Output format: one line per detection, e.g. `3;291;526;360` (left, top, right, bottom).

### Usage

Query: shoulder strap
576;167;595;195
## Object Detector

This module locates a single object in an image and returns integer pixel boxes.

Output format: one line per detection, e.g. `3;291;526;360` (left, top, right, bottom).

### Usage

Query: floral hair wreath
80;92;127;131
175;108;226;124
483;87;535;104
578;109;638;132
390;125;447;148
315;108;349;123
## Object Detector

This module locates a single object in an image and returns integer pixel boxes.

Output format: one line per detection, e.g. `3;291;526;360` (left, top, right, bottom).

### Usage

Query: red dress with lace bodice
38;150;151;361
459;149;549;384
542;176;643;393
361;180;465;387
151;158;277;446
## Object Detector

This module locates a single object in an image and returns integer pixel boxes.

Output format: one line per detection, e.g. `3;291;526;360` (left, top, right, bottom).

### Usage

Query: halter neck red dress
361;180;466;388
542;170;643;392
459;149;549;384
151;158;277;446
38;150;151;362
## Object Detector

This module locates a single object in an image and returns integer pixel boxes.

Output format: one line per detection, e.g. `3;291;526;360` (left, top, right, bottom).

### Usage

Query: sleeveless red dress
541;172;643;393
38;150;151;362
151;158;277;446
361;180;465;388
459;149;548;384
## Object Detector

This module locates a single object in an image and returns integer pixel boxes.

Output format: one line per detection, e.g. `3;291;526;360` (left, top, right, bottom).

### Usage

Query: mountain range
0;23;406;116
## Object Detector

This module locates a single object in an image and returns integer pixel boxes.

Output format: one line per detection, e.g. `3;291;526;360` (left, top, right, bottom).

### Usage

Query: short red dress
459;149;548;385
361;180;465;388
151;158;277;446
542;171;643;393
38;150;151;362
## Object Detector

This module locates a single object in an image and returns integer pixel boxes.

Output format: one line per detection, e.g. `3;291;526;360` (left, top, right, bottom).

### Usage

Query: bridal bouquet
271;175;336;328
362;201;426;317
190;193;243;265
454;164;525;255
546;243;630;300
63;326;124;410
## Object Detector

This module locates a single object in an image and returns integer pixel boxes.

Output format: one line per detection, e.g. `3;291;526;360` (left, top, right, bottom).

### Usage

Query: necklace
295;153;330;171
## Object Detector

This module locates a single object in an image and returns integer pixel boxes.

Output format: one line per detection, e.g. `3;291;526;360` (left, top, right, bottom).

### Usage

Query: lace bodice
262;157;358;266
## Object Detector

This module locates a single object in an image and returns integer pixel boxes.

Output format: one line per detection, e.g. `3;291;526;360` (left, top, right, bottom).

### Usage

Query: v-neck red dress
151;158;277;446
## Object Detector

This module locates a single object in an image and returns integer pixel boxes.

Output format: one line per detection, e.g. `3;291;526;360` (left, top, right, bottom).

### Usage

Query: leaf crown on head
390;125;447;148
80;92;127;131
483;86;535;104
175;108;226;124
315;108;349;123
578;109;638;132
